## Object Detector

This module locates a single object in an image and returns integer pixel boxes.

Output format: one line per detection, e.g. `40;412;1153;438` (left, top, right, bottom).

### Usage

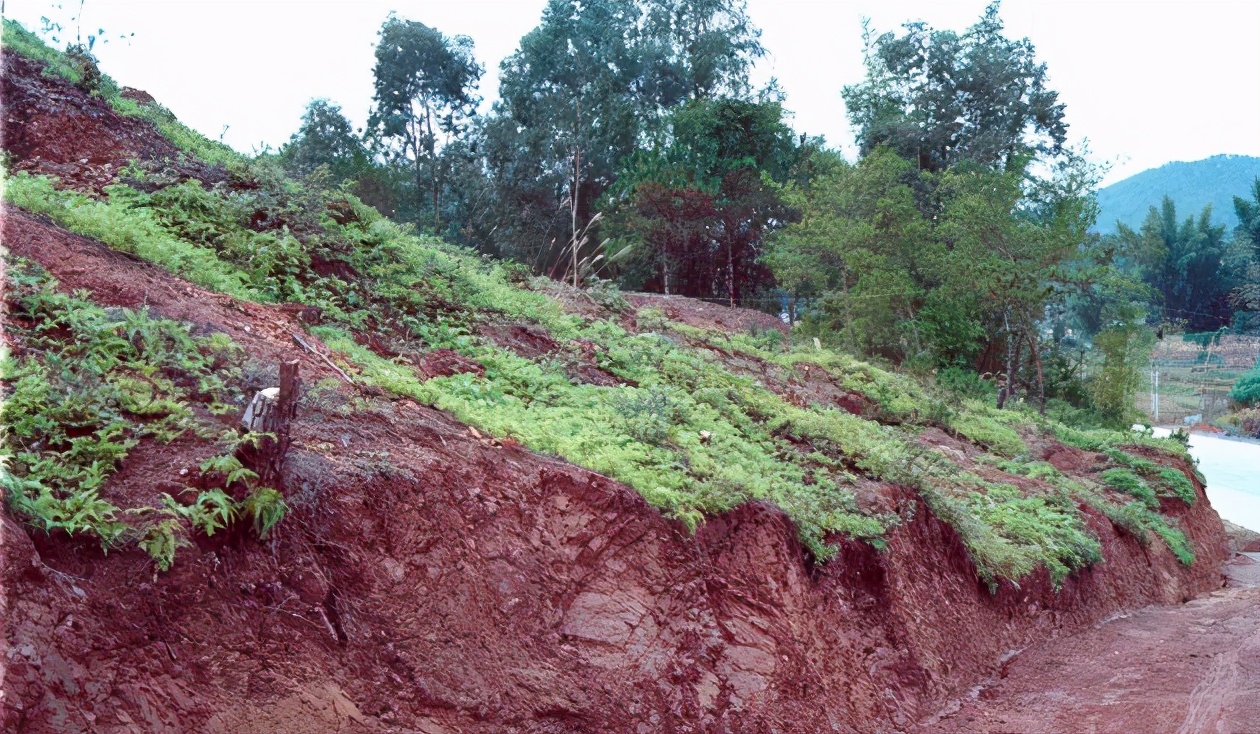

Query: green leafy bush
936;366;997;401
165;489;238;537
1231;368;1260;407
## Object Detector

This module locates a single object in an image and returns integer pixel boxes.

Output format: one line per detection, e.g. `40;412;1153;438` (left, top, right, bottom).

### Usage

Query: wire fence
1138;333;1260;427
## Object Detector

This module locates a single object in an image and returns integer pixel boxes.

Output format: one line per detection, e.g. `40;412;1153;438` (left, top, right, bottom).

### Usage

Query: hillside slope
0;23;1231;733
1096;154;1260;234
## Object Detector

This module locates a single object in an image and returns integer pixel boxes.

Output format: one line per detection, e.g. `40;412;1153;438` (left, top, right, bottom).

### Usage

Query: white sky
4;0;1258;185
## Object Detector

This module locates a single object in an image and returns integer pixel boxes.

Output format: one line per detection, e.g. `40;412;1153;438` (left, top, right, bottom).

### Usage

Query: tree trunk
426;105;440;233
998;310;1015;409
1026;333;1047;415
1006;338;1024;408
239;360;300;489
432;157;441;234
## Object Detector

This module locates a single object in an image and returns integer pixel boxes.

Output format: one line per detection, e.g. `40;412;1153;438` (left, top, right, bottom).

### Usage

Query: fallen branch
291;332;354;384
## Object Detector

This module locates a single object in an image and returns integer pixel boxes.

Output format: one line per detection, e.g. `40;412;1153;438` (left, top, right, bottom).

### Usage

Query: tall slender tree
842;1;1067;174
486;0;763;274
369;15;483;232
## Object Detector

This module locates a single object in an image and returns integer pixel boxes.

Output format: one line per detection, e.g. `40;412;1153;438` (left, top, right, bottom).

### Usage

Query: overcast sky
4;0;1258;185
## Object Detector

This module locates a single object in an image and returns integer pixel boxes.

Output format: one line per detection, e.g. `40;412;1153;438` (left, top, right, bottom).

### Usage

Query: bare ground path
917;555;1260;734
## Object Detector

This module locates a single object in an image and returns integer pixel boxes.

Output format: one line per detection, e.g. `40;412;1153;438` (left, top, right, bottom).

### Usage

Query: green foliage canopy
841;2;1067;174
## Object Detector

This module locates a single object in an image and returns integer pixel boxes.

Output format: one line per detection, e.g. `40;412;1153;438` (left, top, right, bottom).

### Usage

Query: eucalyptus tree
369;15;484;232
486;0;764;277
842;1;1067;175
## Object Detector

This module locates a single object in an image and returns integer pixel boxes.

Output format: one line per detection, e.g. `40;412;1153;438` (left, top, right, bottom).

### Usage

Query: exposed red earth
917;554;1260;734
0;40;1247;734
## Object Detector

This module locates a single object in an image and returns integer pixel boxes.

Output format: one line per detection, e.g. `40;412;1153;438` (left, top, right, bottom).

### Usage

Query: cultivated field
1137;333;1260;425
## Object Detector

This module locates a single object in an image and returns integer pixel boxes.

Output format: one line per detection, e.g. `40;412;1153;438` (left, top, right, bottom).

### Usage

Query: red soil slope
1;209;1228;733
0;46;1231;733
1;53;223;192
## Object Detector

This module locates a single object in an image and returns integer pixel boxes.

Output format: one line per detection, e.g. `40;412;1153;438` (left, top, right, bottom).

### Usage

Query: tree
1234;177;1260;261
767;148;933;358
369;15;483;233
1116;197;1233;330
841;2;1067;175
280;99;369;180
639;0;764;101
935;157;1098;406
610;97;797;303
1232;178;1260;315
486;0;763;276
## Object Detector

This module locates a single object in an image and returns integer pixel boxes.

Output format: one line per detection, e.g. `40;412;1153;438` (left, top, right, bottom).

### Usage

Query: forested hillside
1096;154;1260;234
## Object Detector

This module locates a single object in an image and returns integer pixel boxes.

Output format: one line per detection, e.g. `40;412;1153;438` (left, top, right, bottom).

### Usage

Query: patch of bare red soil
628;292;788;335
917;553;1260;734
1;52;223;192
1;206;1231;733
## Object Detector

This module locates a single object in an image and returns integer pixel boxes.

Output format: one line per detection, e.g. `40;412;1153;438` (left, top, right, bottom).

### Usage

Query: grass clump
1099;468;1157;508
1102;447;1197;505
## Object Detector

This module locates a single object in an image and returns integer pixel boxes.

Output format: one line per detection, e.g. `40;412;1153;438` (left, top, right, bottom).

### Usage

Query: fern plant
136;519;189;571
241;487;288;539
164;488;238;537
199;454;259;486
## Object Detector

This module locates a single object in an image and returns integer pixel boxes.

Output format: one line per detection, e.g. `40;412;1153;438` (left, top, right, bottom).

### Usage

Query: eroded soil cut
0;39;1239;734
1;208;1230;733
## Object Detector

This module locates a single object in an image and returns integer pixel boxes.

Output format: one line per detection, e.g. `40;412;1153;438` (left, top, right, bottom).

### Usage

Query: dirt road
918;555;1260;734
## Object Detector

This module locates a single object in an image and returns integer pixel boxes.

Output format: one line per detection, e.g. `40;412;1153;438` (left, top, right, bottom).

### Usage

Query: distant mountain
1094;154;1260;235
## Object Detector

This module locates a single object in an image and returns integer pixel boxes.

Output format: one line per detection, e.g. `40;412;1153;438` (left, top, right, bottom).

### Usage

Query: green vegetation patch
2;19;243;168
5;173;264;300
2;18;84;83
921;479;1102;588
0;260;282;569
1099;467;1157;508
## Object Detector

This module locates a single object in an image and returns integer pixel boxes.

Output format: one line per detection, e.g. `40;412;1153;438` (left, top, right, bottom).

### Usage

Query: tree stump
238;360;300;488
